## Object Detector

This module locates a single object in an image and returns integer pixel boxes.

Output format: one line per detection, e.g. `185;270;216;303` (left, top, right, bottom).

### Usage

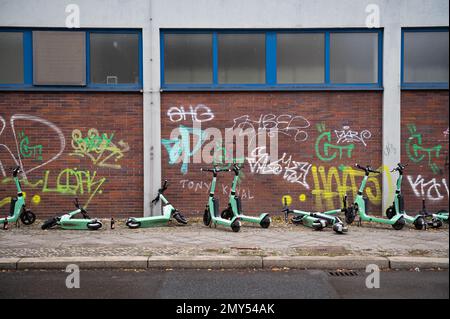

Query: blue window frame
0;28;142;91
401;27;449;90
160;29;383;91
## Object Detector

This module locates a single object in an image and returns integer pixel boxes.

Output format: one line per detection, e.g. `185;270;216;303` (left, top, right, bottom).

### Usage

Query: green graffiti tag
18;130;43;161
70;128;130;170
406;124;442;174
315;123;354;162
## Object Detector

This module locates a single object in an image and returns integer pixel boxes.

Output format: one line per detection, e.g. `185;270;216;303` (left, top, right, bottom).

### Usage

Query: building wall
161;91;383;215
400;91;449;214
0;92;143;218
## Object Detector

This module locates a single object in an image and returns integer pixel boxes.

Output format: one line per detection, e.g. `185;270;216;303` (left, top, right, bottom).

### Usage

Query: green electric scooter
125;180;188;228
385;163;426;230
282;195;349;234
202;166;241;232
418;199;448;229
345;164;406;230
0;166;36;228
41;198;102;230
220;164;271;228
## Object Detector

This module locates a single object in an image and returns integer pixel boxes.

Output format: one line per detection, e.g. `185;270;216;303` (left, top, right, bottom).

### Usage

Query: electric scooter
418;199;449;229
201;166;241;232
220;164;271;228
0;166;36;228
125;180;188;228
385;163;426;230
41;198;102;230
345;164;406;230
282;195;349;234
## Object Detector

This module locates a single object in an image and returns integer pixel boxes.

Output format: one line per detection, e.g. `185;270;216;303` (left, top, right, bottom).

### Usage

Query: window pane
0;32;23;84
330;32;378;84
90;33;139;84
164;34;212;84
277;33;324;84
218;34;265;84
404;31;449;83
33;31;86;85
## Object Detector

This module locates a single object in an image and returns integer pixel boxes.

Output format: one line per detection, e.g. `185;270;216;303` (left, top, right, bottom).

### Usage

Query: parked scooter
345;164;406;230
41;198;102;230
282;195;349;234
126;180;188;228
201;166;241;232
418;199;449;229
385;163;426;230
220;164;271;228
0;166;36;228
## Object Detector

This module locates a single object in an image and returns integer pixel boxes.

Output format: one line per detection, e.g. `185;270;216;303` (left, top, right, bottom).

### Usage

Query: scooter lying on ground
202;166;241;232
345;164;406;230
418;199;449;229
126;180;188;228
385;163;426;230
282;195;348;234
0;166;36;228
220;164;271;228
41;198;102;230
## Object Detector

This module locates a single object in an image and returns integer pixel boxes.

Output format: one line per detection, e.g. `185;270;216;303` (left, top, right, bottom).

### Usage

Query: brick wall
161;91;384;217
400;91;449;214
0;92;143;219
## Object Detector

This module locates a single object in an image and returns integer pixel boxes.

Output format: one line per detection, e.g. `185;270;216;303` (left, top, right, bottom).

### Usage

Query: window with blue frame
402;28;449;89
161;29;383;90
0;28;142;91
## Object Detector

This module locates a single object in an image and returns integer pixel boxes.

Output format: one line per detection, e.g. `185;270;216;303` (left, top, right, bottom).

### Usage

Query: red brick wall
400;91;449;214
0;92;143;219
161;91;383;217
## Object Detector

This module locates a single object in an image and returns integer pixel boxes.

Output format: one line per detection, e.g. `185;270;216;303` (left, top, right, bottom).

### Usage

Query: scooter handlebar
390;162;408;172
354;164;380;174
201;168;230;173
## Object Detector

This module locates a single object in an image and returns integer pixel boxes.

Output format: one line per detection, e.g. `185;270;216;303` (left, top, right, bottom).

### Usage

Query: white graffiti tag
247;146;311;189
167;104;214;123
407;175;449;201
334;126;372;147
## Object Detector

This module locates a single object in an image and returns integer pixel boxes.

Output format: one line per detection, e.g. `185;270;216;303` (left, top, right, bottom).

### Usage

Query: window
218;34;265;84
161;29;382;90
164;34;212;84
330;32;378;84
33;31;86;85
402;29;449;87
0;32;24;84
90;33;140;85
277;33;324;84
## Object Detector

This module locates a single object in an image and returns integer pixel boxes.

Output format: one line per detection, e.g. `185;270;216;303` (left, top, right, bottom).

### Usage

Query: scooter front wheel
392;217;405;230
173;212;188;225
221;209;233;220
414;216;425;230
385;206;396;219
344;207;356;224
203;209;211;226
231;219;241;232
41;217;58;230
87;221;102;230
20;210;36;225
126;218;141;229
260;215;270;229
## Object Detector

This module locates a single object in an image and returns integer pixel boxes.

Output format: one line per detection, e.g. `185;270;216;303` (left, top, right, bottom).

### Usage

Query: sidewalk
1;219;448;270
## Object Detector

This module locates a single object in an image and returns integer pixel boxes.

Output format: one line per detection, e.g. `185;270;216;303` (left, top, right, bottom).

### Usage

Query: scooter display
0;166;36;228
201;166;241;232
418;199;449;229
345;164;406;230
282;195;349;234
385;163;426;230
126;180;188;228
220;164;271;228
41;198;102;230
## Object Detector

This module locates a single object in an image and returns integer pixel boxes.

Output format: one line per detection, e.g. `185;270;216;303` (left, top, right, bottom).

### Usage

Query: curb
0;256;448;270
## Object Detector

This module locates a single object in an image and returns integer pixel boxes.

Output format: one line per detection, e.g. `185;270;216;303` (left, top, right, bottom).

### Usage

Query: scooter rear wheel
20;210;36;225
260;215;271;229
41;217;58;230
87;221;102;230
386;206;396;219
126;219;141;229
203;209;211;226
414;216;425;230
344;207;356;224
392;217;405;230
231;219;241;232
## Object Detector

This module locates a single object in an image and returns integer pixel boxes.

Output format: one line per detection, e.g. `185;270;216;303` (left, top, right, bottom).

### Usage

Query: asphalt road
0;269;448;299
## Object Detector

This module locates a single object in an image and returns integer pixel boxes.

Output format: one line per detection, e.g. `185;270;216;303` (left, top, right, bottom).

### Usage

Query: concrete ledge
263;256;390;270
17;256;148;270
388;257;449;270
0;258;20;270
147;256;263;269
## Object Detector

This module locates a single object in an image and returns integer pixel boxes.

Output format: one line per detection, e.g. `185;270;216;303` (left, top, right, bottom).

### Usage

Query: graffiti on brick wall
232;113;310;143
70;128;130;170
167;104;214;123
247;146;311;188
315;123;354;162
406;124;442;174
18;130;43;161
334;126;372;147
179;179;254;200
407;175;449;202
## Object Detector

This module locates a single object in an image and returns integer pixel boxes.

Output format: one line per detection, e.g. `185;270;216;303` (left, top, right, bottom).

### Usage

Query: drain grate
328;270;359;277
